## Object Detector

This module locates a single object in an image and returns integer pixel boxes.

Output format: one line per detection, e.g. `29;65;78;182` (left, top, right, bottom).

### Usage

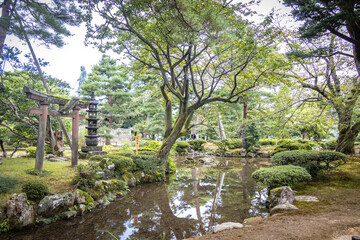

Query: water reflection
4;157;269;240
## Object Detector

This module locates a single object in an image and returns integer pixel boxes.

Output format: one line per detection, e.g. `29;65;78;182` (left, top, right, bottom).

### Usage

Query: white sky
4;0;292;93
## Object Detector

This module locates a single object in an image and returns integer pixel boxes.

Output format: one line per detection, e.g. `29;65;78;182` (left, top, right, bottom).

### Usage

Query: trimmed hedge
21;180;50;200
221;138;243;149
25;147;37;158
271;139;317;155
319;140;337;150
271;150;346;176
252;165;311;189
258;139;278;146
188;139;207;151
174;141;190;154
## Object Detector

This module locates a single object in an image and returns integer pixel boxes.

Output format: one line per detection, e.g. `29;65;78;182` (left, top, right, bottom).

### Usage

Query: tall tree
80;0;286;165
0;0;82;57
80;55;131;145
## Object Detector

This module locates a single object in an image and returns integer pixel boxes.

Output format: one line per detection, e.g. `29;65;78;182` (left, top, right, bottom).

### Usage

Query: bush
319;140;337;150
143;140;160;151
174;141;190;154
25;147;37;158
0;175;17;193
21;180;50;200
271;139;317;155
221;138;243;149
25;169;51;177
111;156;134;176
271;150;346;176
131;154;160;174
252;165;311;189
71;162;101;192
188;139;207;151
258;139;278;146
89;155;106;161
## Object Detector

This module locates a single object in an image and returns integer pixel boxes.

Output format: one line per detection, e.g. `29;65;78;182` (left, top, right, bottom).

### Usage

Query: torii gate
24;87;88;171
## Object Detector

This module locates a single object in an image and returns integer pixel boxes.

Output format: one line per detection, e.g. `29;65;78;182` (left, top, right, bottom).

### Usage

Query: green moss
74;189;94;205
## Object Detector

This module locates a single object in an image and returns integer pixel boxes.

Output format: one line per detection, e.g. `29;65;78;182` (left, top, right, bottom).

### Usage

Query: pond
4;156;269;240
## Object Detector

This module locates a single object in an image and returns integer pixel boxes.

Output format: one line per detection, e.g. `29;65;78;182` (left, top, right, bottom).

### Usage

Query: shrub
188;139;207;151
221;138;243;149
111;156;134;176
0;175;17;193
89;155;106;161
25;169;51;177
137;148;157;155
71;162;101;192
258;139;278;146
271;150;346;176
143;140;160;151
251;165;311;189
271;139;317;155
174;141;190;154
21;180;50;200
319;140;337;150
25;147;37;158
131;154;160;174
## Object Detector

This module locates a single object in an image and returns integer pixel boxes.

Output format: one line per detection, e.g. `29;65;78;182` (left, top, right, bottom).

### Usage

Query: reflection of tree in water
5;158;269;240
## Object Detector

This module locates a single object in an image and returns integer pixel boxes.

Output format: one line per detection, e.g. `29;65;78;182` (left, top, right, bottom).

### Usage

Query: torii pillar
35;101;49;171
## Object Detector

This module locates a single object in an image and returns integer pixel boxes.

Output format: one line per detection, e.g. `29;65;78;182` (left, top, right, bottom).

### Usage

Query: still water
4;157;269;240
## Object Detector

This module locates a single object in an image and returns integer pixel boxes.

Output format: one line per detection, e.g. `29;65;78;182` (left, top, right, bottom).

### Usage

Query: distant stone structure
99;128;132;145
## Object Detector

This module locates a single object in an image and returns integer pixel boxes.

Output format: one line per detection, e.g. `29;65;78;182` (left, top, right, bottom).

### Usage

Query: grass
0;157;87;206
291;155;360;214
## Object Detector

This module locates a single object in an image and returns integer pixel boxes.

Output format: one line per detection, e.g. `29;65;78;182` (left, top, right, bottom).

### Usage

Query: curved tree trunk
336;123;360;154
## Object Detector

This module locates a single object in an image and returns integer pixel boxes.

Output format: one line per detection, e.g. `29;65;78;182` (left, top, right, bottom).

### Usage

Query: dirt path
186;157;360;240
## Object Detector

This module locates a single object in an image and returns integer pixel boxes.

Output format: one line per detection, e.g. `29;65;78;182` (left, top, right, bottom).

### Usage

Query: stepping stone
214;222;243;233
295;195;319;202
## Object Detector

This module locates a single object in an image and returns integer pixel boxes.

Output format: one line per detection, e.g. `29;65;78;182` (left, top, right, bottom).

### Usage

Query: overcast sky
4;0;292;94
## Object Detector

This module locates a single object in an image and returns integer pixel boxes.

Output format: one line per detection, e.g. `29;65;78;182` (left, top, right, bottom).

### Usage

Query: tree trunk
0;0;10;57
336;123;360;154
105;95;113;145
0;139;7;158
161;85;172;139
217;112;226;140
241;99;248;151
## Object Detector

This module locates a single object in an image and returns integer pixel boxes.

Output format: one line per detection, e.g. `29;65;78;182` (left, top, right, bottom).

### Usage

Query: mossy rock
74;189;94;206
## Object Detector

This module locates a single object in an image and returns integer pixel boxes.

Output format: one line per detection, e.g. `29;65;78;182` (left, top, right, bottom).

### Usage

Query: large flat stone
214;222;243;233
295;195;319;202
270;203;298;215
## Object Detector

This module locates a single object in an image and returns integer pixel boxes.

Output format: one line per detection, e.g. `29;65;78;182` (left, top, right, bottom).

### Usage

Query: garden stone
46;154;55;159
5;193;34;228
214;222;243;233
37;192;75;217
60;211;77;219
269;186;295;208
270;203;298;215
243;217;263;225
295;195;319;202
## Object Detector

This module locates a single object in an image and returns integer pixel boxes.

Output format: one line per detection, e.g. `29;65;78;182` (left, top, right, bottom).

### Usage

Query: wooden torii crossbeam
24;87;88;171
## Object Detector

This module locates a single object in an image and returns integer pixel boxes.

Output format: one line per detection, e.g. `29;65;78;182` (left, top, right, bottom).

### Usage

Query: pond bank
186;156;360;240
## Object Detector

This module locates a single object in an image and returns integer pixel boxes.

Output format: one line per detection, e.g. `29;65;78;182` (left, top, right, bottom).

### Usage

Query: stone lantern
81;92;106;157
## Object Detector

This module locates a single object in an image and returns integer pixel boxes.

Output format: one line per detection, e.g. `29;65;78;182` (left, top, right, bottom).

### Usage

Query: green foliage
21;180;50;200
258;139;278;146
111;156;134;176
252;165;311;189
0;175;17;193
246;122;260;152
143;140;160;151
319;140;337;150
25;147;37;158
0;219;9;233
89;155;106;161
174;141;190;154
221;139;242;150
188;139;207;152
25;169;51;177
131;154;160;175
71;162;101;192
271;150;346;176
271;139;317;155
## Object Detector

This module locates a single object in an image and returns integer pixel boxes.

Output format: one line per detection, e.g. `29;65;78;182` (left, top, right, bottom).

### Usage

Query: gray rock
269;186;295;208
60;211;77;219
77;204;86;215
37;217;53;226
243;217;263;225
46;154;55;159
214;222;243;233
295;195;319;202
38;193;75;217
270;203;298;215
48;157;66;162
5;193;34;228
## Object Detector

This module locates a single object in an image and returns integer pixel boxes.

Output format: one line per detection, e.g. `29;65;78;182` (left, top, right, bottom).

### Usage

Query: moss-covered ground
0;157;86;206
187;155;360;240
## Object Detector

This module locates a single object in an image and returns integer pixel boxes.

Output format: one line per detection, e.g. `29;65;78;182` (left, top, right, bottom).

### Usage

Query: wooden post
35;103;48;171
72;106;80;167
135;136;140;155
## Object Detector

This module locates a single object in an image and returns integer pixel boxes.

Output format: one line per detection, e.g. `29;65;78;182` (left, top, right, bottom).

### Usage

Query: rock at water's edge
214;222;243;233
